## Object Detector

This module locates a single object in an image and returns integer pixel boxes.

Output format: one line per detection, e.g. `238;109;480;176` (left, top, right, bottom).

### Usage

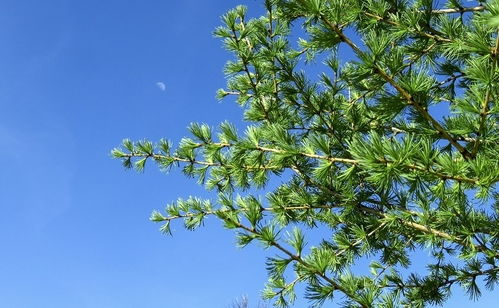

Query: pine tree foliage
113;0;499;306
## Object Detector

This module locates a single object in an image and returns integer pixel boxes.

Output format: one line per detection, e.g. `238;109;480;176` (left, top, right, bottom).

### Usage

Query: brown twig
431;6;485;14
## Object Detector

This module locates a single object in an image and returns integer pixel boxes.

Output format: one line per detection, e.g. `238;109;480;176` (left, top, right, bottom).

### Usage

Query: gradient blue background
0;1;496;307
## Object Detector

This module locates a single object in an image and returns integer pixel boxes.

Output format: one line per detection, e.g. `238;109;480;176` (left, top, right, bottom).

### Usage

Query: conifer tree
113;0;499;306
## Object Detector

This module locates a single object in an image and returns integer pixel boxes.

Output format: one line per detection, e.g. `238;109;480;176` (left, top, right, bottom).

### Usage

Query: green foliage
114;0;499;306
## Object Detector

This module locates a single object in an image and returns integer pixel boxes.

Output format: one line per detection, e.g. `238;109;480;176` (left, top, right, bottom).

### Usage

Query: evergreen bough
113;0;499;306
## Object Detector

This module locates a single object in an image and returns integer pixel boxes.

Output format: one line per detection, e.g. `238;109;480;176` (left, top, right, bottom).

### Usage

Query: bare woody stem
431;5;485;14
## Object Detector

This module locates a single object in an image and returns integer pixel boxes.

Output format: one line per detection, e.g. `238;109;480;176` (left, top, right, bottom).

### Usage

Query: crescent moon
156;82;166;91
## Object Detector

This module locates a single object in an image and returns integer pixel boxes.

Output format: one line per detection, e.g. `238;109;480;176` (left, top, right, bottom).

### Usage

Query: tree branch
119;142;481;184
234;221;369;307
471;29;499;157
318;18;471;158
289;165;495;257
431;5;486;14
362;12;452;43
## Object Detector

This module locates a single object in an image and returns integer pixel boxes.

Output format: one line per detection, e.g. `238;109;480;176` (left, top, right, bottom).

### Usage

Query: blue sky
0;1;497;307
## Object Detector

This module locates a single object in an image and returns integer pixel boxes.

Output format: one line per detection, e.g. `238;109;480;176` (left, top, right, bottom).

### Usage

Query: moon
156;82;166;91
